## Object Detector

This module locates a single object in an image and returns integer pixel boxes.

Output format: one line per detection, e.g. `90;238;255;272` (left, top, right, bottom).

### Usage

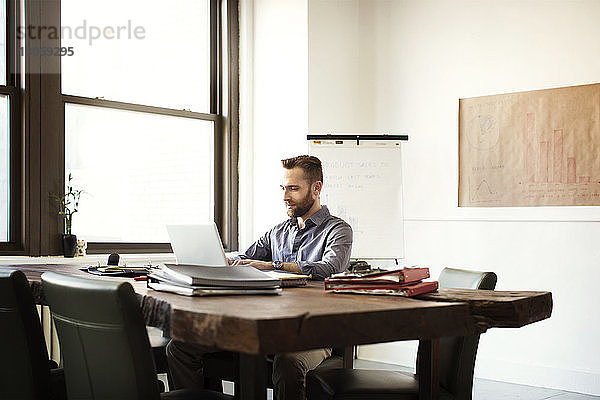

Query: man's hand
232;259;273;270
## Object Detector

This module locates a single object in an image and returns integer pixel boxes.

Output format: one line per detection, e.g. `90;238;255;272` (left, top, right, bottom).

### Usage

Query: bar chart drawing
567;157;576;184
523;113;595;187
553;129;563;184
459;83;600;207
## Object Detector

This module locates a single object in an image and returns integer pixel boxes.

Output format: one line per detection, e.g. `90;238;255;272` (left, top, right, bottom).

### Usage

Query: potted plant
51;173;83;257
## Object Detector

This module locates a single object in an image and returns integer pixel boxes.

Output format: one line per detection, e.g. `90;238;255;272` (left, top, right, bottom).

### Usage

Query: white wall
308;1;370;132
240;0;600;394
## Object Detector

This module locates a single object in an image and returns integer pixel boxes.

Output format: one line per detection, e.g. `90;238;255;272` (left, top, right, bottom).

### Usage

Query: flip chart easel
308;134;408;260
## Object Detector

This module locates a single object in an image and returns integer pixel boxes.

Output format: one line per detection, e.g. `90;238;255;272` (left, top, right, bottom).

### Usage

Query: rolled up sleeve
241;229;273;261
298;223;353;280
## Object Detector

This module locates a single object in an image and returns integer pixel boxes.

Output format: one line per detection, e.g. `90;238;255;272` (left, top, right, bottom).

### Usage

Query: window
0;0;6;85
0;0;21;251
0;95;8;241
61;0;211;112
0;0;238;255
65;104;215;243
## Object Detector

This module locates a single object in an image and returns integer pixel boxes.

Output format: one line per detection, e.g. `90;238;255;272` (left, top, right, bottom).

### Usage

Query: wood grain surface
418;288;553;328
2;263;552;355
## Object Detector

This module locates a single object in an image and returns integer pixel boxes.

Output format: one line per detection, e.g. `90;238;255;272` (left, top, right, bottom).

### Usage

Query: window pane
0;95;8;241
65;104;214;242
61;0;211;112
0;0;6;85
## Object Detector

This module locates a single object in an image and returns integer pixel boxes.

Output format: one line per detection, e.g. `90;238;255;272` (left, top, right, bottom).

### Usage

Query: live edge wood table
6;264;553;400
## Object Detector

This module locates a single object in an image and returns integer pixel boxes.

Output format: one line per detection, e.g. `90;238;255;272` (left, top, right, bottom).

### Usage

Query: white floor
354;359;600;400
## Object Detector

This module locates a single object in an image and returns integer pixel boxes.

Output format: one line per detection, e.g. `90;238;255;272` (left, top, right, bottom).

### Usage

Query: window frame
0;0;239;256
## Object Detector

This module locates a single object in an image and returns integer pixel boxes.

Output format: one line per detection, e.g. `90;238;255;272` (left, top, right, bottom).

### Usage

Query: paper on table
264;271;310;287
264;271;311;279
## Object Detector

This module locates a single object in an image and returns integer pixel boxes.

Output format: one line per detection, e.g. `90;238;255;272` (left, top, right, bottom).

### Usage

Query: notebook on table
156;263;281;288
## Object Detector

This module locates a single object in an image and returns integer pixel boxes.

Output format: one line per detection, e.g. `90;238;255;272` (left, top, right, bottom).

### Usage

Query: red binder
329;280;438;297
325;267;430;288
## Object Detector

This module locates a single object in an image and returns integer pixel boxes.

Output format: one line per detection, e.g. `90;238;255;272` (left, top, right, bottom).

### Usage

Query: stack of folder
324;267;438;297
148;264;283;296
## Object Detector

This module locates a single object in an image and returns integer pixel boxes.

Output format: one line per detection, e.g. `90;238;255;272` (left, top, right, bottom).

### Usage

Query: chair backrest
418;267;497;400
42;272;161;400
438;267;497;291
0;269;52;400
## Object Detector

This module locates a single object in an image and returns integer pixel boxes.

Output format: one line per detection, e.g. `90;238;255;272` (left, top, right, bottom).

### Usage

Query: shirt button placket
291;232;302;260
286;226;298;262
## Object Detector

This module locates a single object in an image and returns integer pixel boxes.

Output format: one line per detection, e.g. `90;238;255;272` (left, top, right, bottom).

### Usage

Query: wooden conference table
8;263;552;400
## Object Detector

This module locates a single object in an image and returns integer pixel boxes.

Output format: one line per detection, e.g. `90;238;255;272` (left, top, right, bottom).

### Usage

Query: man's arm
235;229;273;261
297;222;353;280
233;259;302;272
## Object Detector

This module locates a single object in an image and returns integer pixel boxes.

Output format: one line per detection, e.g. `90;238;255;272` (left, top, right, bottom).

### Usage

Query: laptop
166;223;230;267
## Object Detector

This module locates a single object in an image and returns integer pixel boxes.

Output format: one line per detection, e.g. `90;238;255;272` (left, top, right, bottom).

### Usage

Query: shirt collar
306;205;330;227
290;205;330;227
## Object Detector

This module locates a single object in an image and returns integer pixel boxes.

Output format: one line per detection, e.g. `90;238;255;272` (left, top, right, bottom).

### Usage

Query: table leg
239;353;268;400
342;346;354;369
418;338;440;400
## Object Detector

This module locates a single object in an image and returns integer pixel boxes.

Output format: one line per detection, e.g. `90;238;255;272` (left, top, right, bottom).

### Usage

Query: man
167;155;353;400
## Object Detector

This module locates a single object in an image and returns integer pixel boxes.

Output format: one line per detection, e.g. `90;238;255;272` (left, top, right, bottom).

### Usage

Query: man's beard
286;192;315;218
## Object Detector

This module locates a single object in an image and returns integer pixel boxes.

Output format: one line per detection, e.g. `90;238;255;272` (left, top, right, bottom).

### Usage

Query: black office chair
41;272;231;400
151;333;175;389
306;267;497;400
0;269;66;400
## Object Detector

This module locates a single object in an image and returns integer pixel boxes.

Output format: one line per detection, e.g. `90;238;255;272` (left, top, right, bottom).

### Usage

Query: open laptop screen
166;223;229;266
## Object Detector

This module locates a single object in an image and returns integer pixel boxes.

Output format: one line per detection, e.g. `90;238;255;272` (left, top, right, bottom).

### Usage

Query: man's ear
313;181;323;194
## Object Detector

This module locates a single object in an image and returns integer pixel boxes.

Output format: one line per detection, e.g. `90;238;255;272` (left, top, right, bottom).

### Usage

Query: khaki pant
166;340;331;400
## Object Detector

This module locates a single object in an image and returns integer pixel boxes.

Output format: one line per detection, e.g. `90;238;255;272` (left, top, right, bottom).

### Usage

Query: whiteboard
308;137;405;259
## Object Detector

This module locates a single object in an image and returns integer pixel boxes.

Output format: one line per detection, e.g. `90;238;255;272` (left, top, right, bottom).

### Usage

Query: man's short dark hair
281;155;323;184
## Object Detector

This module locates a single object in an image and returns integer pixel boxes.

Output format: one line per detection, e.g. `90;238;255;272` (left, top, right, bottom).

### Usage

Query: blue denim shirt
240;206;353;280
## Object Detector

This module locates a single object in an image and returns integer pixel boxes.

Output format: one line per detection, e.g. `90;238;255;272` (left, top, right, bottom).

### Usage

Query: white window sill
0;253;177;266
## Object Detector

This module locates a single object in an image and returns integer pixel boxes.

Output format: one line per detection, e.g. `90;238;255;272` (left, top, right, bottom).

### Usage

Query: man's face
281;167;316;218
